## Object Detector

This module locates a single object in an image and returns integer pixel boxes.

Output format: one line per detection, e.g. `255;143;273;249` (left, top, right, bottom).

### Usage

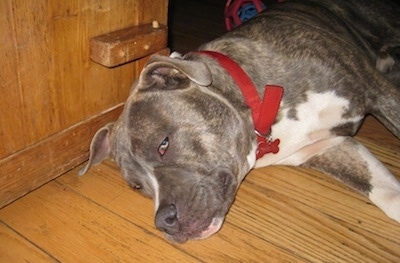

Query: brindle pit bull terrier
80;0;400;243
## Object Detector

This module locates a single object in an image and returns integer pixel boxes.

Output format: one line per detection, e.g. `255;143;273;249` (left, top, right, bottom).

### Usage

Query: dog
80;0;400;243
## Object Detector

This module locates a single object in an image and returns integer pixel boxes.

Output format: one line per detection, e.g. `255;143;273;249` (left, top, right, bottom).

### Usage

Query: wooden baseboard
0;104;124;208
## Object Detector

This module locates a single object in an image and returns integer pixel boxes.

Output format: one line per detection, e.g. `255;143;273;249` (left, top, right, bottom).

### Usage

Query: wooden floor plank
0;222;57;263
248;166;400;241
236;168;400;263
56;162;304;262
0;181;197;262
357;116;400;151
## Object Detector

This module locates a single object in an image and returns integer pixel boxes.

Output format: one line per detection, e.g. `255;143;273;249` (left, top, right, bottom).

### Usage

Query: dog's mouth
159;217;224;243
154;195;230;243
152;167;238;243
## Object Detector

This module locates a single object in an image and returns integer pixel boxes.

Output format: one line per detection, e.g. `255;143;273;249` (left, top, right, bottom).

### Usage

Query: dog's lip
163;217;224;243
196;217;224;239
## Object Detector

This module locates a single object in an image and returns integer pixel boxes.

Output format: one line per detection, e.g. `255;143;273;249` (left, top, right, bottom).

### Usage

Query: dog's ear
79;123;114;175
137;54;212;90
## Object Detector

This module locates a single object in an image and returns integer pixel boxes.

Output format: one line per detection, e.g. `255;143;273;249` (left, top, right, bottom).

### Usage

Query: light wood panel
0;0;26;155
0;0;168;157
0;0;169;206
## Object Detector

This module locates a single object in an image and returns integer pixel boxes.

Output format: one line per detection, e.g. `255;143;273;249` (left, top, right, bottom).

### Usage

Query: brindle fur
81;0;400;243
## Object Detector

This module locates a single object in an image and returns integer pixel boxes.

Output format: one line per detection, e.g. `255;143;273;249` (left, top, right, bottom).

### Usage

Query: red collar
196;51;284;159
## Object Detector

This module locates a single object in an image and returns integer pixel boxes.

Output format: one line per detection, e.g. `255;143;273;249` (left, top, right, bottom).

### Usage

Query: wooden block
90;22;168;67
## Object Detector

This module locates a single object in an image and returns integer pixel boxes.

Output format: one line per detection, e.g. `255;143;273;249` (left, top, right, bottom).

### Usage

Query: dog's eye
158;137;169;156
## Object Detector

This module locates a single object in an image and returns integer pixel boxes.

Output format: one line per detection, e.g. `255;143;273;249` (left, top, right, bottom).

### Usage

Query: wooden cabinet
0;0;169;207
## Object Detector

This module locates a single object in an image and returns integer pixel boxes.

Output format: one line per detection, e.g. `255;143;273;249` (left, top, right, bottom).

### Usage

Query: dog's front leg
302;137;400;223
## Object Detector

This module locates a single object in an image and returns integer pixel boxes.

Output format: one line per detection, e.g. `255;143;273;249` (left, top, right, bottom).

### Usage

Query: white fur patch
148;173;160;212
360;143;400;222
256;91;363;167
246;142;257;170
170;51;183;58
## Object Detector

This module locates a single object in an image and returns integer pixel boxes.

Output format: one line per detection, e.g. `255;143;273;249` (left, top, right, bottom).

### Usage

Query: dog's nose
155;204;179;234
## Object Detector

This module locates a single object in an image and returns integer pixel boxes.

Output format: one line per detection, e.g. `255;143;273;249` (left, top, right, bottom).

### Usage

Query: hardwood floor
1;0;400;262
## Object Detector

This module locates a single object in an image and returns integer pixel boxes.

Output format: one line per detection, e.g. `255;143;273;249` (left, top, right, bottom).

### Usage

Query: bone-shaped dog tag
256;139;280;159
264;139;280;154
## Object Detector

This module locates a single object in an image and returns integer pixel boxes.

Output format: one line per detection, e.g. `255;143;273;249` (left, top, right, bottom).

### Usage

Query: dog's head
80;54;256;243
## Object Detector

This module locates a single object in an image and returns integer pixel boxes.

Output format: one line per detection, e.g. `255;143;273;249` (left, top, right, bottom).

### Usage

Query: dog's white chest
255;91;363;167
